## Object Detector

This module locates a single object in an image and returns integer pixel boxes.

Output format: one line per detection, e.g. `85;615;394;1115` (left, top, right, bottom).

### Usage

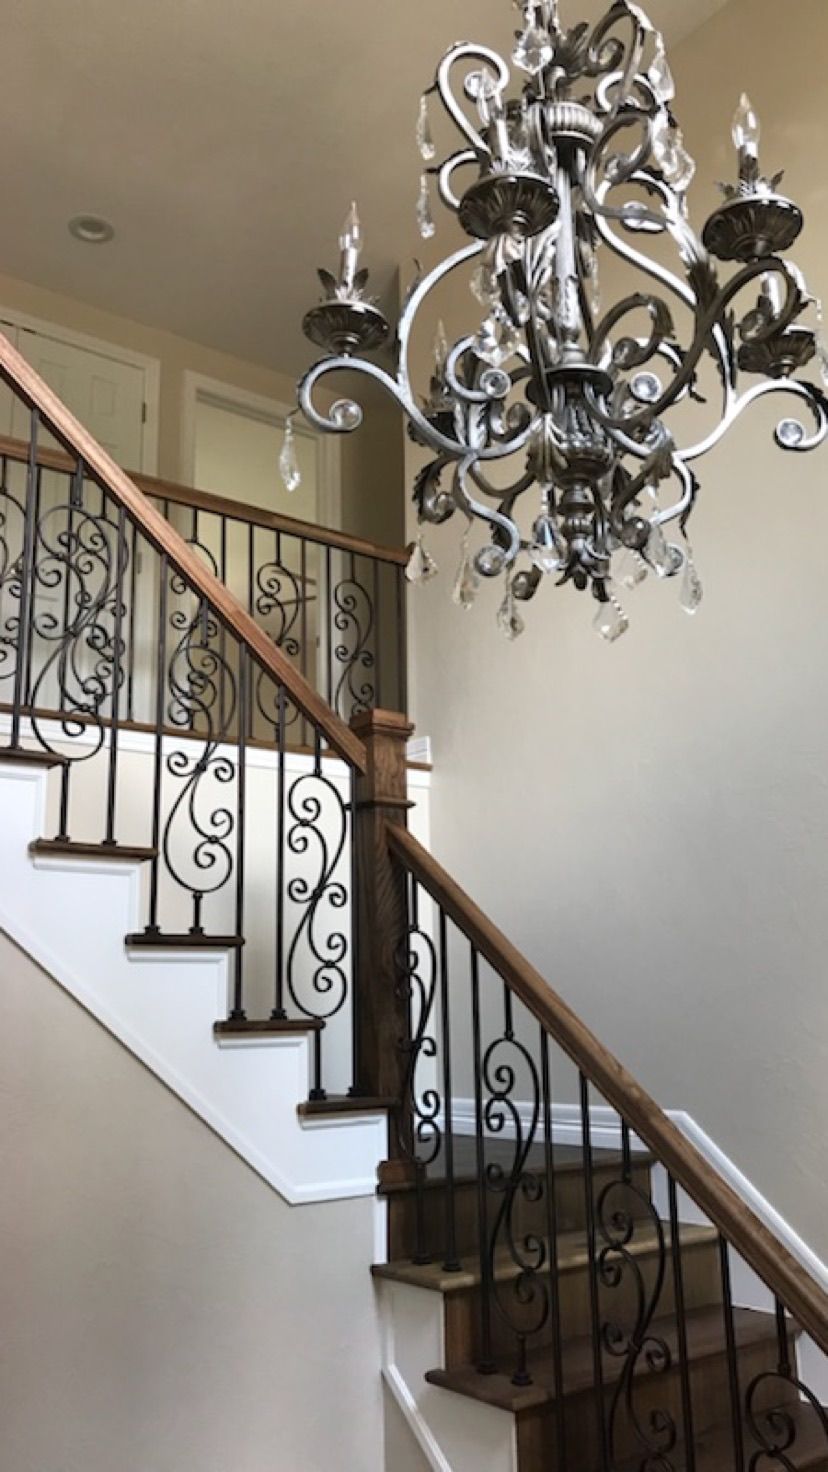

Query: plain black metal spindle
146;553;169;933
325;545;333;708
230;645;248;1021
718;1234;746;1472
126;519;138;722
774;1295;792;1377
347;763;361;1096
219;515;228;734
300;540;309;747
438;907;461;1273
247;522;255;618
667;1174;697;1471
10;412;40;747
621;1117;633;1184
23;464;43;718
396;564;408;715
271;682;288;1021
580;1071;611;1472
308;728;327;1100
103;504;127;846
540;1032;568;1468
470;946;495;1373
372;558;381;709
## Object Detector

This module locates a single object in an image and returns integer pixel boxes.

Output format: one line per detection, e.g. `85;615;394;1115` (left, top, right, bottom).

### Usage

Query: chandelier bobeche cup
294;0;828;641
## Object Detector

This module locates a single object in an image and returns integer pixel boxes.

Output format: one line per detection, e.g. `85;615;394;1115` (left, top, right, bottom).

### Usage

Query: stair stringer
0;761;387;1206
378;1277;518;1472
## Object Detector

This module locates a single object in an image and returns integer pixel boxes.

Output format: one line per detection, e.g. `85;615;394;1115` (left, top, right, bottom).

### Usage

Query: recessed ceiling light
68;214;115;244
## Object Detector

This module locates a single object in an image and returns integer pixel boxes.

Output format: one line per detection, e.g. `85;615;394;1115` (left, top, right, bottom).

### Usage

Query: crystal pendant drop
279;417;301;493
417;174;436;240
471;264;501;311
646;522;675;577
679;555;703;615
416;95;436;162
649;38;675;104
593;596;629;644
475;313;520;368
816;305;828;387
452;534;479;610
406;534;438;585
513;21;554;75
496;581;525;641
529;514;565;575
617;549;649;590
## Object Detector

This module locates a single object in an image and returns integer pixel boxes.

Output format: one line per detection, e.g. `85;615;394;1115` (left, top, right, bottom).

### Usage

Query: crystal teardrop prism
416;95;436;162
593;596;629;643
679;556;703;615
406;534;438;585
648;38;675;103
815;305;828;387
470;264;501;311
617;550;649;590
279;417;301;493
452;535;479;610
475;313;520;368
646;522;675;577
529;514;565;575
417;173;436;240
496;581;525;641
513;22;554;74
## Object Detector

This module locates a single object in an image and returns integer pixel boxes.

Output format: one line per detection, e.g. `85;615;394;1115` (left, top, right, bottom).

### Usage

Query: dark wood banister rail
387;822;828;1356
0;434;410;569
0;331;368;772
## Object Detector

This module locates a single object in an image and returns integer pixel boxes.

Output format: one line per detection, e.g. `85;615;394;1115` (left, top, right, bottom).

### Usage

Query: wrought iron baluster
667;1174;697;1472
325;545;333;708
470;944;495;1373
581;1071;611;1472
126;517;138;723
332;549;376;720
54;465;82;840
540;1030;568;1468
146;553;169;934
347;761;360;1097
719;1234;747;1472
230;645;248;1020
300;539;309;748
10;411;40;748
271;682;288;1021
396;562;408;715
372;558;382;709
394;874;441;1265
438;907;461;1273
743;1295;828;1468
103;503;127;846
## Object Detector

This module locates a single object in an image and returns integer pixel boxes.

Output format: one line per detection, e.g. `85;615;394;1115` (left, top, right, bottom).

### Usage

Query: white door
192;395;320;525
3;321;150;472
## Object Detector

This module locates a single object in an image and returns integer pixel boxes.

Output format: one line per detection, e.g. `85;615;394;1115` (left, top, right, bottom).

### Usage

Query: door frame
0;304;161;475
180;370;341;530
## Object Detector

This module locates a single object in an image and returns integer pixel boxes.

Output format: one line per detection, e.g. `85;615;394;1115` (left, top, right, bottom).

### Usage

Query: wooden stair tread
298;1095;397;1117
30;839;157;862
125;931;245;950
617;1399;828;1471
373;1221;717;1295
425;1306;791;1414
379;1137;654;1196
214;1018;325;1037
0;746;66;768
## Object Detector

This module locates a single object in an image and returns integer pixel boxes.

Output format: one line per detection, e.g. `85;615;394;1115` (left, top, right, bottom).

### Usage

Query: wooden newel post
349;708;415;1106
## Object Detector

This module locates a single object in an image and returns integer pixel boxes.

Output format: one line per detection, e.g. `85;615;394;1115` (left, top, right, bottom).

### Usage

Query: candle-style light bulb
338;201;362;292
733;93;760;157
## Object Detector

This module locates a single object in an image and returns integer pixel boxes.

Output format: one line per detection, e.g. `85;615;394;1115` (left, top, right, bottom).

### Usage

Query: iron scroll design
331;561;376;720
745;1358;828;1470
394;890;442;1177
284;750;351;1030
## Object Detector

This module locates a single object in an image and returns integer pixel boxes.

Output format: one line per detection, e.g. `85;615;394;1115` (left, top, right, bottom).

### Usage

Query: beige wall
405;0;828;1256
0;931;385;1472
0;268;404;547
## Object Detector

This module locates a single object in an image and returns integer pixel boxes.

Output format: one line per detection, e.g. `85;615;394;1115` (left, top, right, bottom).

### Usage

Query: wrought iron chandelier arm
434;42;511;157
587;2;648;117
680;376;828;463
437;150;481;212
453;456;522;563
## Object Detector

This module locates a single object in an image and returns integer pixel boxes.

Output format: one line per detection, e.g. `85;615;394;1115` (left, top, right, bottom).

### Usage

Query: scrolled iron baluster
161;578;238;932
285;736;351;1095
597;1171;678;1471
331;554;376;720
744;1294;828;1472
0;462;26;698
482;1001;550;1386
393;879;442;1264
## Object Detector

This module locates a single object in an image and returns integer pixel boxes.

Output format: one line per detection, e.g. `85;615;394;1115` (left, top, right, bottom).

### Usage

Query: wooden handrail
0;433;410;568
0;334;367;772
387;823;828;1354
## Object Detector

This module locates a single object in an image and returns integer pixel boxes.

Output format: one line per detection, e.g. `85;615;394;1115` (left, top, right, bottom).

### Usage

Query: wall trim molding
448;1097;828;1292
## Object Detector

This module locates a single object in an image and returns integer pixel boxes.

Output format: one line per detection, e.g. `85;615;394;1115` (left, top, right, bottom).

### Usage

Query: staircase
0;329;827;1472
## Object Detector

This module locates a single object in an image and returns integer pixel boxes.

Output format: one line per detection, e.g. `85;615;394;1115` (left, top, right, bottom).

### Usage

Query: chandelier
294;0;828;641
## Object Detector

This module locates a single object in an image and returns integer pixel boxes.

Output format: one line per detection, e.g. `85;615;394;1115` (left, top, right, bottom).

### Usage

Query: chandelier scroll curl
296;0;828;641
